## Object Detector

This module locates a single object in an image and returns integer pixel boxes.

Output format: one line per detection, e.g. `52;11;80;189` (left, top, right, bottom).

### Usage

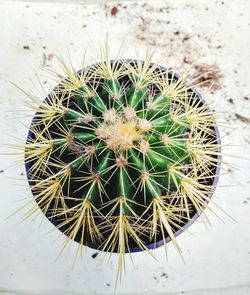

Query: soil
192;63;222;91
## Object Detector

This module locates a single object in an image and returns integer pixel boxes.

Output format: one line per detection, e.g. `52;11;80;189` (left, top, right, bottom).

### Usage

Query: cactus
16;46;221;283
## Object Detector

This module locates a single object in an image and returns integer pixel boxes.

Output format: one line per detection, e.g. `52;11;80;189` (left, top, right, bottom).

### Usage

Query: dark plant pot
25;60;221;253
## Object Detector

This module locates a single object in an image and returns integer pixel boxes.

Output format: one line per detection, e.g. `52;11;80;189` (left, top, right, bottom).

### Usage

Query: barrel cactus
19;47;221;282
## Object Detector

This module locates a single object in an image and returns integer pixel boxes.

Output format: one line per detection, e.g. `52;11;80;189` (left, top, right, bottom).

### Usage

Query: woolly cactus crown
20;47;221;282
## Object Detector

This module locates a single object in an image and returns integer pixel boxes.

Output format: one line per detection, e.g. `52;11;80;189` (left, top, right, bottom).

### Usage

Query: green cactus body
23;55;221;283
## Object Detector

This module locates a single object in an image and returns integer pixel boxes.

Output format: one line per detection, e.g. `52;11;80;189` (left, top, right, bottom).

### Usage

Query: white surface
0;0;250;294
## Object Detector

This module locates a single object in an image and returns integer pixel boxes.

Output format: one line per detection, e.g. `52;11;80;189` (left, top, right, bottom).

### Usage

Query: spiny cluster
19;49;221;283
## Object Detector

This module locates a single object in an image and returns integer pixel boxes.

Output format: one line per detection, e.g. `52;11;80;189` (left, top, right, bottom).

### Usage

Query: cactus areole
25;59;221;254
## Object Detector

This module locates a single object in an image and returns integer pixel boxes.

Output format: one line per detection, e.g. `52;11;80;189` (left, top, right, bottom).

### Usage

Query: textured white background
0;0;250;294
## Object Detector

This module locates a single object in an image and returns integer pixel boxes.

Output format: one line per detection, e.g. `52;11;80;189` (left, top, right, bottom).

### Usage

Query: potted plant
22;46;221;283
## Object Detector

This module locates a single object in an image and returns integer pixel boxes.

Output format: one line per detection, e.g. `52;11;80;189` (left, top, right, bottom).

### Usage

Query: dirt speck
23;45;30;50
92;252;98;259
183;57;192;64
111;6;118;16
0;169;4;173
183;36;190;42
235;113;250;124
47;53;54;61
192;63;222;90
160;272;168;278
42;53;54;66
228;98;234;104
